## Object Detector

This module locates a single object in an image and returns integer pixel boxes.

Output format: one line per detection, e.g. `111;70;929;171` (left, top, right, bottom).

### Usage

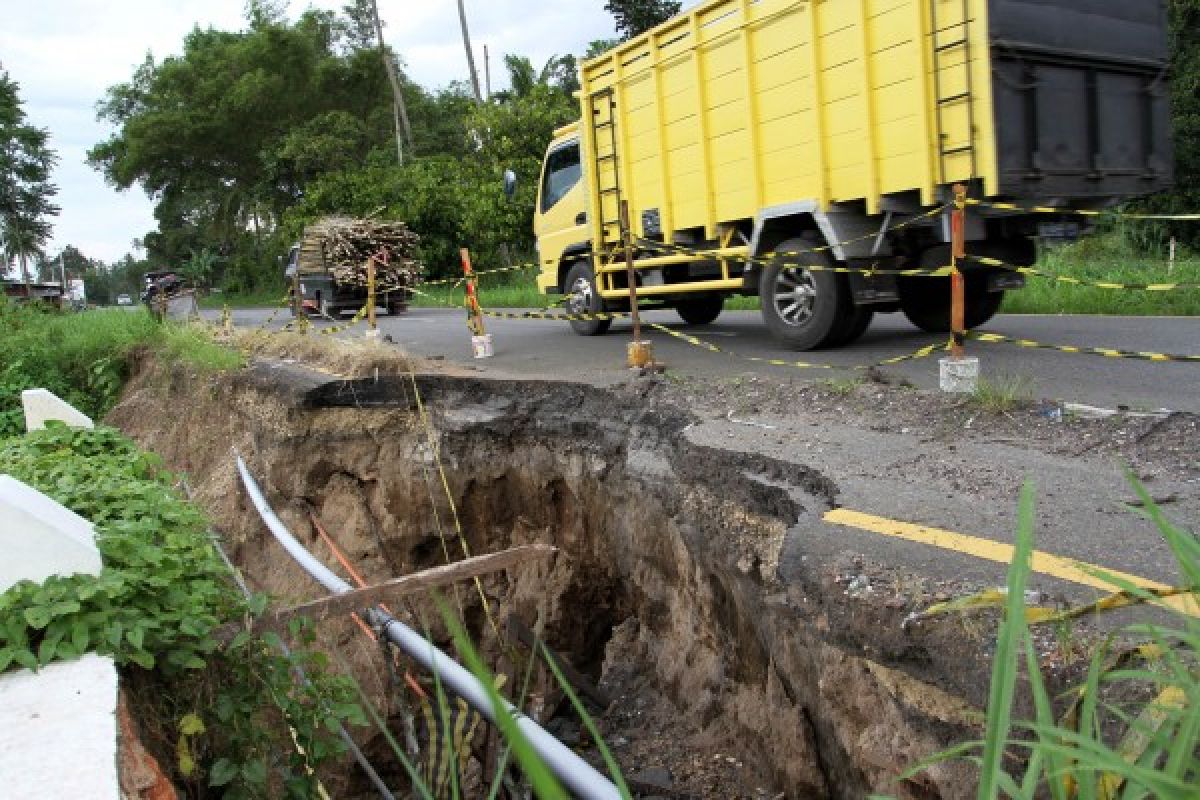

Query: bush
0;425;363;796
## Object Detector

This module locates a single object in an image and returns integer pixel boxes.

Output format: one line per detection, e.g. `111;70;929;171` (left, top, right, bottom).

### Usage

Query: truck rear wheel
675;294;724;326
564;262;611;336
899;245;1003;333
759;236;850;350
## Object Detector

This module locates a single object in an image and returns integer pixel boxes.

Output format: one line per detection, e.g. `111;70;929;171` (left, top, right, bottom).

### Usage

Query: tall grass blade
432;594;568;800
976;482;1038;800
537;640;633;800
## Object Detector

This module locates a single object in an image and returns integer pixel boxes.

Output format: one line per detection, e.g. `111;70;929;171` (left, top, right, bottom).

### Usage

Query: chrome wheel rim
773;267;817;326
568;276;594;315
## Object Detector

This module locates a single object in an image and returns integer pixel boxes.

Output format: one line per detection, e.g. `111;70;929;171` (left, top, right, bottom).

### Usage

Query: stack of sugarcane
299;216;424;289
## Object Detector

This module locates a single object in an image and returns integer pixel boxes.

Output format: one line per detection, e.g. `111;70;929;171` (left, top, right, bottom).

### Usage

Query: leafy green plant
0;425;361;797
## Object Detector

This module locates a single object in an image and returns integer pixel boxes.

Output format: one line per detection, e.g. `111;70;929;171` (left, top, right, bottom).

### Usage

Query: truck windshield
541;142;581;213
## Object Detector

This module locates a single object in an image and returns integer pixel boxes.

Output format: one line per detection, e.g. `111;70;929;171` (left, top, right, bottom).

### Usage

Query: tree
1131;0;1200;247
88;12;394;277
494;55;579;102
0;72;59;285
604;0;681;39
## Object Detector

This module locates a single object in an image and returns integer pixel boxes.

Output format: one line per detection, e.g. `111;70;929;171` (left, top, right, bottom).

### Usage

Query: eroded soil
109;356;1156;799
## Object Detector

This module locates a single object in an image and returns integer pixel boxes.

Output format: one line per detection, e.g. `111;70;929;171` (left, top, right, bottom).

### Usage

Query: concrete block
939;356;980;394
0;475;102;593
21;388;94;431
0;653;119;799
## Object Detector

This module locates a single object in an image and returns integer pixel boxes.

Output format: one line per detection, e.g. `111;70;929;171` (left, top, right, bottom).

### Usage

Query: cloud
1;0;617;264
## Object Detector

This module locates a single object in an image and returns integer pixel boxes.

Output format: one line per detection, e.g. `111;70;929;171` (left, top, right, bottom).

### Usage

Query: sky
0;0;617;265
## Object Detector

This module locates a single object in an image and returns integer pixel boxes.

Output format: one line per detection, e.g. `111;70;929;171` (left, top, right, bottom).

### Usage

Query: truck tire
675;294;724;326
564;262;611;336
827;307;874;347
898;246;1003;333
759;236;850;350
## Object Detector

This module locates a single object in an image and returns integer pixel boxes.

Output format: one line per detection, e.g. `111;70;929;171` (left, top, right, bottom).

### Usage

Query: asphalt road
225;306;1200;412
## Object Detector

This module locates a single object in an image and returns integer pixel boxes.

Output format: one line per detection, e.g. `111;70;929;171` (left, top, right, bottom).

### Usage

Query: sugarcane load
285;216;425;319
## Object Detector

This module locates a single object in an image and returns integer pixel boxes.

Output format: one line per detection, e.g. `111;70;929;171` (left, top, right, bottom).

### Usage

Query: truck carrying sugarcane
286;216;423;319
532;0;1173;349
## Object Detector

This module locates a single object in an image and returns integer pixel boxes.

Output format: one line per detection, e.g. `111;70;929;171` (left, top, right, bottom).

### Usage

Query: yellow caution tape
1097;686;1189;800
421;262;537;287
253;294;294;332
634;238;952;278
281;304;370;336
964;254;1200;291
643;322;946;371
967;198;1200;221
633;203;949;264
968;331;1200;363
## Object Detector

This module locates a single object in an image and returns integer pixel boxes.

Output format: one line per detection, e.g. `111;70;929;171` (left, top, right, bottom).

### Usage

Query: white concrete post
21;388;94;431
0;476;118;799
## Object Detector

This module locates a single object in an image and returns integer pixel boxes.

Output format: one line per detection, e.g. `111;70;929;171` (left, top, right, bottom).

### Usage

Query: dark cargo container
988;0;1173;202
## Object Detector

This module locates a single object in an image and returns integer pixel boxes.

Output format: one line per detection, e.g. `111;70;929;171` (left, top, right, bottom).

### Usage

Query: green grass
197;285;289;310
1003;235;1200;316
970;374;1036;412
413;279;762;312
0;300;243;436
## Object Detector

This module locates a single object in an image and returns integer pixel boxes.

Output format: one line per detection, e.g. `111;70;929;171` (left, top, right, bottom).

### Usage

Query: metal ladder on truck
930;0;979;184
588;88;625;266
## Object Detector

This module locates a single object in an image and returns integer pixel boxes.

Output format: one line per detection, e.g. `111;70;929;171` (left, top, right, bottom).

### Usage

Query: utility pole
456;0;484;104
482;43;492;101
368;0;413;162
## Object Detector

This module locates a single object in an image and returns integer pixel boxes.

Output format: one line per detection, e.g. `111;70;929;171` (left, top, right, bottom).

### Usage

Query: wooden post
291;266;308;334
950;183;967;358
461;248;486;336
620;200;655;368
366;256;378;335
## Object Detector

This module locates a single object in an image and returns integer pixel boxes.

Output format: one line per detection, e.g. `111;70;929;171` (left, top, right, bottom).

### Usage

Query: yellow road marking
823;509;1198;616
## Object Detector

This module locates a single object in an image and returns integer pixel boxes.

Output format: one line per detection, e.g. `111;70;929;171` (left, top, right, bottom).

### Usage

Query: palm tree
493;55;578;103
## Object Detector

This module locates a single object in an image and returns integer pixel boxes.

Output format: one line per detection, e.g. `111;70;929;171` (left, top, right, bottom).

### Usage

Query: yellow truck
532;0;1173;349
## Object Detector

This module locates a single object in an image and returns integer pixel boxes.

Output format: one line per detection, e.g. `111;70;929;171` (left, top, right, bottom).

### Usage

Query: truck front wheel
759;237;849;350
564;263;611;336
675;294;724;325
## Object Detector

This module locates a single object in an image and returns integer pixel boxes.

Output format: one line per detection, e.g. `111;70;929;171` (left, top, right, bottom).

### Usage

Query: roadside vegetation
885;481;1199;799
0;424;364;796
0;298;241;437
1004;232;1200;317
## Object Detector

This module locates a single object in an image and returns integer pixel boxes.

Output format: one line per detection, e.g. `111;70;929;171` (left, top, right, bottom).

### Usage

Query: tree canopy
86;5;578;287
0;72;59;283
604;0;681;39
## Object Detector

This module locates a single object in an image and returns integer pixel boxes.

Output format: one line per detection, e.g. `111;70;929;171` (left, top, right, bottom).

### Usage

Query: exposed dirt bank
109;358;997;799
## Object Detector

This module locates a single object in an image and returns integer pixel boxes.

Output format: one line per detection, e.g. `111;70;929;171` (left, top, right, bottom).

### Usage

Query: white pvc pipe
235;455;622;800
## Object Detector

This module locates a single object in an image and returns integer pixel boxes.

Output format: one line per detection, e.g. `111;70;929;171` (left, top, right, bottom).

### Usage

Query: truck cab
534;123;589;298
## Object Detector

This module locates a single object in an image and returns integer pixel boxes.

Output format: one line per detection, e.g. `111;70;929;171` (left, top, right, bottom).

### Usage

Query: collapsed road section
109;357;1002;799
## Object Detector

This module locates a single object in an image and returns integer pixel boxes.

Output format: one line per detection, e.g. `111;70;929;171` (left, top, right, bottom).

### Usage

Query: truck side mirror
503;169;517;201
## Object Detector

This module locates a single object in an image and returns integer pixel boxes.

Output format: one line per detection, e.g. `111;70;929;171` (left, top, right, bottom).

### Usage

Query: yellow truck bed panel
581;0;997;245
